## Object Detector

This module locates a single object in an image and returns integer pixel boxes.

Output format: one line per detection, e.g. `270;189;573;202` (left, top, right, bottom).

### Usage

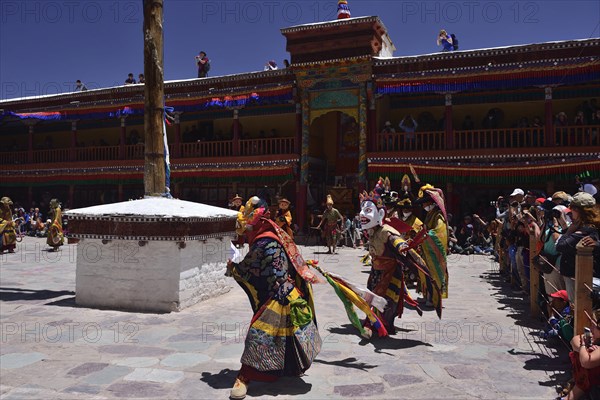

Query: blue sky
1;0;599;99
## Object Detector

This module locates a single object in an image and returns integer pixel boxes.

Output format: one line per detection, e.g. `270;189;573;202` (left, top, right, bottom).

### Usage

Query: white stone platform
65;197;239;313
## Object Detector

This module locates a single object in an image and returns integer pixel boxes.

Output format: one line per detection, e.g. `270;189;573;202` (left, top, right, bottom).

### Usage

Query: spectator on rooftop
75;80;87;91
125;73;136;85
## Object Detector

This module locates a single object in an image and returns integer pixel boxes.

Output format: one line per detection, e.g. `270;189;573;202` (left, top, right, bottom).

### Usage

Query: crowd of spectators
11;203;68;238
470;176;600;399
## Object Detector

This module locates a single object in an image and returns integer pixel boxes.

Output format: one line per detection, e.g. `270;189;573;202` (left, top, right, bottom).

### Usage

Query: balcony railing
180;140;233;158
77;146;120;162
240;137;296;156
1;137;297;165
377;131;445;152
375;126;599;152
554;125;599;147
0;150;28;165
32;148;71;164
453;127;546;149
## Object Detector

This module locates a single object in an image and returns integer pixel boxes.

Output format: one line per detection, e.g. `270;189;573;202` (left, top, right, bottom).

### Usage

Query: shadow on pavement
200;369;312;397
480;269;570;393
359;336;432;356
0;287;75;302
314;356;377;371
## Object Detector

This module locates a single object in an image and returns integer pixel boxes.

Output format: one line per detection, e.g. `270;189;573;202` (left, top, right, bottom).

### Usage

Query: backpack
204;59;211;72
450;34;458;50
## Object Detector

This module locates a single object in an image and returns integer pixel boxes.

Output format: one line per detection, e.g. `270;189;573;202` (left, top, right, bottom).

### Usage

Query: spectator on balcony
379;121;395;151
461;115;474;130
573;111;588;145
124;73;136;85
43;136;54;149
556;111;569;145
590;109;600;144
578;100;594;123
399;115;418;150
75;80;87;92
574;111;587;126
127;130;140;145
283;59;290;68
138;74;145;84
482;109;499;129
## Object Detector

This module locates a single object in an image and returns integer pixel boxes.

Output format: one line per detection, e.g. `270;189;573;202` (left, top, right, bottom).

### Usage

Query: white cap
510;188;524;197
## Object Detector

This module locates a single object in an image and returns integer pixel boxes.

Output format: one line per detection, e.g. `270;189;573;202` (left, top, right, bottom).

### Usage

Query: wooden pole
574;241;594;335
143;0;165;196
529;231;540;317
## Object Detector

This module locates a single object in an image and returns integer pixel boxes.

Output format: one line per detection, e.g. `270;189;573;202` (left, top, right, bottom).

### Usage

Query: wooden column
232;108;240;156
544;87;554;147
295;102;302;154
367;85;377;152
358;84;368;190
119;117;127;159
143;0;166;196
574;241;594;335
173;112;181;158
444;93;454;150
27;123;34;163
118;184;124;202
297;89;310;232
70;121;78;162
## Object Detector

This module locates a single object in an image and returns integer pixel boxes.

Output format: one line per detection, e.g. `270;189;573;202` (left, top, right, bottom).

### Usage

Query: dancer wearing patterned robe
46;199;64;252
415;184;449;304
227;196;322;399
359;190;442;339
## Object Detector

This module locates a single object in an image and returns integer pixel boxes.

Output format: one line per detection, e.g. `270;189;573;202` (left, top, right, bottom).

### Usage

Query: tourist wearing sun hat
556;191;600;302
552;191;570;206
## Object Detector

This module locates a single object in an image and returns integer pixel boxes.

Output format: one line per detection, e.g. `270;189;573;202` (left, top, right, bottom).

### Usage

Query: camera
584;327;593;348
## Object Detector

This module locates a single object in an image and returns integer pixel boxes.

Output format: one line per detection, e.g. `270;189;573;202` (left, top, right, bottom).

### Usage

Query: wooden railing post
529;231;540;317
544;87;554;147
574;241;594;335
444;93;453;150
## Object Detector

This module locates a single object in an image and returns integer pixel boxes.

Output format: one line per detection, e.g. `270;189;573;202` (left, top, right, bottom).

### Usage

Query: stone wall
75;238;233;313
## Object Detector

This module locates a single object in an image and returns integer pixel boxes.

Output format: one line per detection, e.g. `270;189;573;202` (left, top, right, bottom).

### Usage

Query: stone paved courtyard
0;237;570;399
